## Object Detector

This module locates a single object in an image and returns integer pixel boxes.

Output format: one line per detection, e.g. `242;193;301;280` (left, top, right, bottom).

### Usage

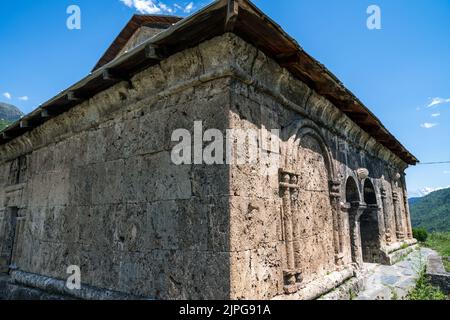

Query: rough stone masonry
0;0;418;300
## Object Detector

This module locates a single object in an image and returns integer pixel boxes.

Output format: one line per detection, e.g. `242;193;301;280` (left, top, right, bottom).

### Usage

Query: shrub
407;268;447;300
413;228;429;242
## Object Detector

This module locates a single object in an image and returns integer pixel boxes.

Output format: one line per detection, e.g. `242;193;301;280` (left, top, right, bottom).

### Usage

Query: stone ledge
272;266;356;300
319;271;365;300
0;273;71;300
426;253;450;294
385;239;418;255
1;270;145;300
381;241;419;265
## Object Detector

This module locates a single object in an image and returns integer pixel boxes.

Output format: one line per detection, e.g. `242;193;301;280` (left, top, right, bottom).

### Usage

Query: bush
407;268;447;300
413;228;429;242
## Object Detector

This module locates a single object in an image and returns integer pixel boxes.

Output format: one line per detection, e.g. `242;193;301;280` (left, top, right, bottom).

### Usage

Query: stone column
290;175;303;283
403;202;413;239
401;180;413;239
279;171;302;293
380;188;392;244
330;180;344;267
392;191;405;240
281;174;295;272
348;202;366;266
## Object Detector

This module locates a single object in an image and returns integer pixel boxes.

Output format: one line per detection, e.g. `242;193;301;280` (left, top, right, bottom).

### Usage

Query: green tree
413;228;429;242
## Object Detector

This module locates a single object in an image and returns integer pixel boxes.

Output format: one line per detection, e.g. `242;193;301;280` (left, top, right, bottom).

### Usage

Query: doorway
360;180;381;263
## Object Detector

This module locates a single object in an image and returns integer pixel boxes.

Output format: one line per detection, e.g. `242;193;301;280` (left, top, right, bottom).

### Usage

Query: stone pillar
290;175;303;283
401;179;413;239
279;171;302;294
392;191;405;240
348;202;366;266
380;188;392;244
330;180;344;267
403;203;413;239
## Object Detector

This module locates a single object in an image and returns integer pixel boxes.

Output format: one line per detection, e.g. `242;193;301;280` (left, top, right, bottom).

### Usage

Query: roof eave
0;0;418;166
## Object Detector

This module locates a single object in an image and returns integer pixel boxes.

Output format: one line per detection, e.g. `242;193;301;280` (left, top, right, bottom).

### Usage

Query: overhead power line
418;161;450;165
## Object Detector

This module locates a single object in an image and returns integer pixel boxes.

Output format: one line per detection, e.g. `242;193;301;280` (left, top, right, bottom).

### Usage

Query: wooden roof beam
67;91;82;102
102;68;128;82
349;112;370;122
19;120;31;129
1;132;10;140
41;108;62;119
145;45;168;60
225;0;240;32
277;52;301;68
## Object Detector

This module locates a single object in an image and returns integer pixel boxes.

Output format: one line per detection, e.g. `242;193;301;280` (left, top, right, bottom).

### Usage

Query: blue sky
0;0;449;197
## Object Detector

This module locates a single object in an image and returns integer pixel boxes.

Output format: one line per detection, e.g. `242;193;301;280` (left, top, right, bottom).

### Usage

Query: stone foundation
272;266;358;300
381;240;419;265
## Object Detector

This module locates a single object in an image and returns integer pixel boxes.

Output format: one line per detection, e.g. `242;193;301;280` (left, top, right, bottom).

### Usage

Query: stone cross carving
7;156;28;186
8;159;20;186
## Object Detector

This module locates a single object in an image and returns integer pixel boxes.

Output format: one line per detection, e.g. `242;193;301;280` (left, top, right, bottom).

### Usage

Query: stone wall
219;34;415;299
0;33;415;300
427;252;450;294
0;37;237;299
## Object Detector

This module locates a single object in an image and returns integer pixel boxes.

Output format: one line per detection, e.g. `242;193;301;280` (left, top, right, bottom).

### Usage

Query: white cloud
431;112;440;117
120;0;186;14
184;2;194;13
409;185;450;198
159;3;173;13
444;171;450;174
427;97;450;108
18;96;29;101
420;122;438;129
2;92;11;100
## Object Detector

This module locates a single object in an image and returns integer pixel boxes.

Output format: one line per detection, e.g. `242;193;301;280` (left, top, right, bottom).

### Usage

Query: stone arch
282;119;336;181
280;119;338;286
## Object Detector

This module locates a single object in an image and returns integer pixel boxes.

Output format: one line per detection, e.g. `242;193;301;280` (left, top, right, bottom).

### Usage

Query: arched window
345;176;360;203
363;179;377;205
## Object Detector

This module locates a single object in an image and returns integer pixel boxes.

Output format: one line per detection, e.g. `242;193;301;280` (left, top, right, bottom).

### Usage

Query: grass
406;266;447;300
424;232;450;272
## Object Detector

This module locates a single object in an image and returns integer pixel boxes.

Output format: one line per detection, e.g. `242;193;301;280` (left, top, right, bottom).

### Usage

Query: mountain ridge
0;102;24;131
410;187;450;232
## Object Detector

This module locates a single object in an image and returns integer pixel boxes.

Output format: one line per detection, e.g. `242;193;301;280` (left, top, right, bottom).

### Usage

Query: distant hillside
0;102;23;131
410;188;450;232
408;197;421;206
0;119;11;131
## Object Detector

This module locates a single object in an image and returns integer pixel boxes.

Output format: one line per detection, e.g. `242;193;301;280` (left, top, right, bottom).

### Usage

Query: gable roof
0;0;418;165
92;15;182;71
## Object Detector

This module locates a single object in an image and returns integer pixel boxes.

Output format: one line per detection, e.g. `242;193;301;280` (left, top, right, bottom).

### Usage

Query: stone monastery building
0;0;418;299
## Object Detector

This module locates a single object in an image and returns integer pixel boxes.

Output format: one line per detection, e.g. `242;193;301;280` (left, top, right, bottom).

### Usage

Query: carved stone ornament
356;168;369;181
